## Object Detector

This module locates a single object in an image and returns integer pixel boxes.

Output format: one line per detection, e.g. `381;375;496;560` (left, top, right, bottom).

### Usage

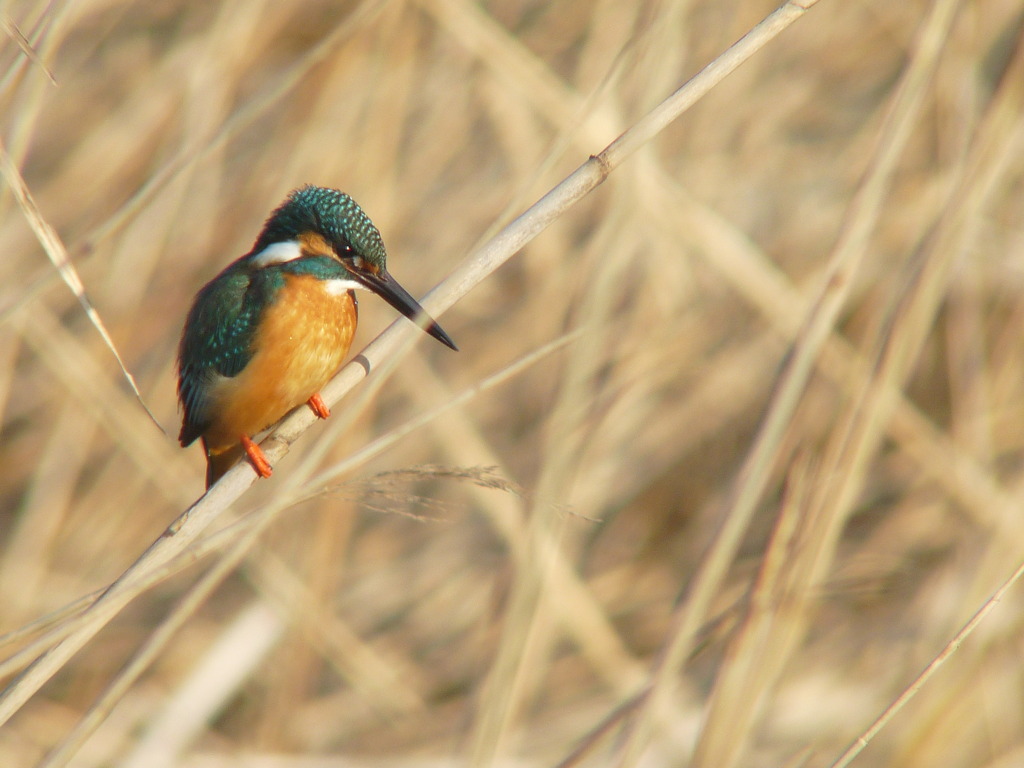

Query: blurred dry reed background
2;0;1024;765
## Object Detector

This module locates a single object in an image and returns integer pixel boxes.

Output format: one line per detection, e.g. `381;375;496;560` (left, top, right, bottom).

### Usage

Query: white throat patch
324;278;365;295
250;239;303;266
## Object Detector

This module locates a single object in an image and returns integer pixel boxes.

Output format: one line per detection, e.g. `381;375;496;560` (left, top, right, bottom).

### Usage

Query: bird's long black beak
359;268;458;351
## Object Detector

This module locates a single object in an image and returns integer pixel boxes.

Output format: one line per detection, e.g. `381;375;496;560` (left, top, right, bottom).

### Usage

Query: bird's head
245;185;456;350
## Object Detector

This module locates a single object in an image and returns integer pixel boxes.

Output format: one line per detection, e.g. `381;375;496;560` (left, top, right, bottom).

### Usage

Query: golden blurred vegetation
2;0;1024;765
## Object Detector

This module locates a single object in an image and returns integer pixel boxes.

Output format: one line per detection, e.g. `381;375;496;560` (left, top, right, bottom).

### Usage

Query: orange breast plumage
202;274;357;452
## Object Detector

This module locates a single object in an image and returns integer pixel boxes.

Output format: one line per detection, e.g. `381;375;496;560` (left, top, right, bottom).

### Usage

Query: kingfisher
177;185;456;488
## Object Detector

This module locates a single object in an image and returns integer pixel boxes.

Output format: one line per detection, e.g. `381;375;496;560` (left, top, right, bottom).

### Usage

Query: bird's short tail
203;439;245;489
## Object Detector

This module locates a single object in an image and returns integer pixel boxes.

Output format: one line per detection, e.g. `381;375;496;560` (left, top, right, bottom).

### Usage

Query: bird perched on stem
177;185;456;488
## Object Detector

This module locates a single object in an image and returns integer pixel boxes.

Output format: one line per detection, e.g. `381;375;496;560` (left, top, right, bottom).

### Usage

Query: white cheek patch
324;278;365;295
251;239;303;266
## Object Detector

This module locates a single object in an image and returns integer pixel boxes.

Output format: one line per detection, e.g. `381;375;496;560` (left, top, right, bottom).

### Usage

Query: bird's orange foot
307;392;331;420
240;434;273;479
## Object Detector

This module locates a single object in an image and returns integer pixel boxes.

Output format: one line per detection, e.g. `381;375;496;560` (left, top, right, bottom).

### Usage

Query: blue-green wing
177;267;276;446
